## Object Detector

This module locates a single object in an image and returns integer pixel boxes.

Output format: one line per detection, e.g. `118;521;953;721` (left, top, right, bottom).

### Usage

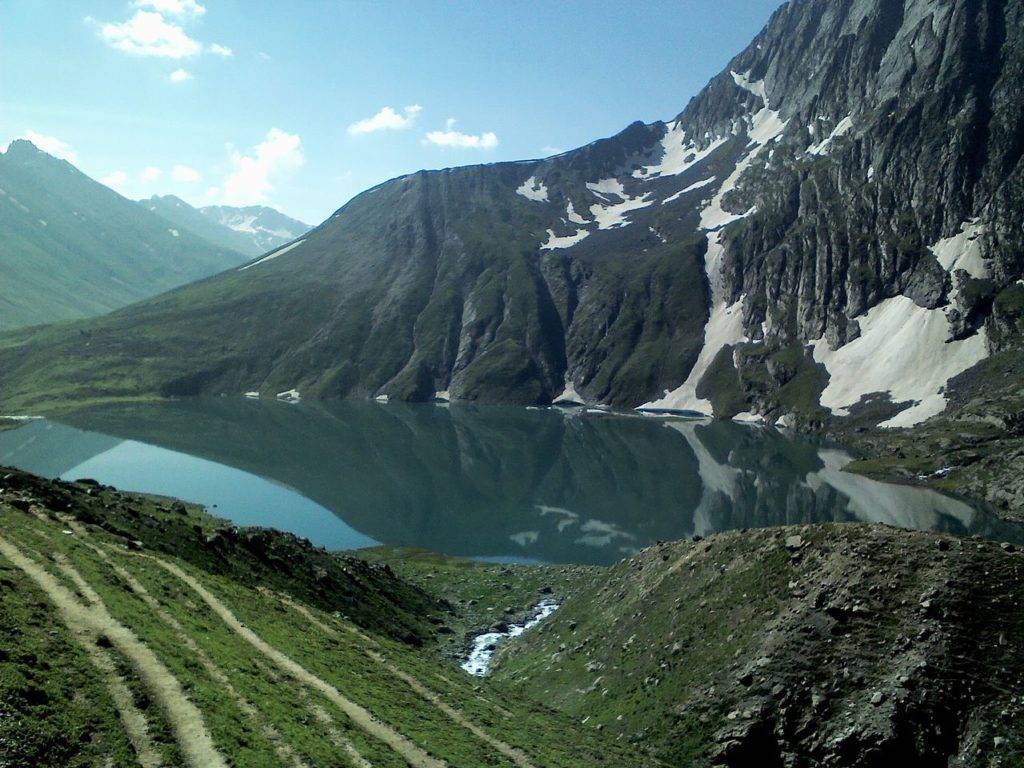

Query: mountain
143;194;263;257
0;141;252;331
198;204;310;254
1;0;1022;435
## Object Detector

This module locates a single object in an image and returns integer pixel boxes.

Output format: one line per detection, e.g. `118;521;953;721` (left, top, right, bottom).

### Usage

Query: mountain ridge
0;140;251;331
199;203;310;255
1;0;1021;439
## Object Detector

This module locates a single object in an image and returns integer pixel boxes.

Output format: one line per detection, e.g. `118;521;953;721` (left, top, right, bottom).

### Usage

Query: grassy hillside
142;195;262;257
492;526;1024;767
2;466;1022;767
0;468;657;768
0;141;249;331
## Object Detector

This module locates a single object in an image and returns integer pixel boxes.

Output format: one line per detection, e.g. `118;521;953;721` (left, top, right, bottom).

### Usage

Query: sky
1;0;783;225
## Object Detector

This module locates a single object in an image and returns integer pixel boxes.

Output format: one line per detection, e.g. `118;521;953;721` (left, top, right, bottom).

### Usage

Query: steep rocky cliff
1;0;1021;434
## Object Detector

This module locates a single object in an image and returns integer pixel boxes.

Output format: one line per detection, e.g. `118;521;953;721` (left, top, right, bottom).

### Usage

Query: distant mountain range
144;196;309;257
0;140;252;331
1;0;1022;437
198;204;310;255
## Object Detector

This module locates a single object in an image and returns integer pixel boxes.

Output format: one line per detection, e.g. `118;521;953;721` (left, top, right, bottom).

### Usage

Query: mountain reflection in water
0;399;1017;565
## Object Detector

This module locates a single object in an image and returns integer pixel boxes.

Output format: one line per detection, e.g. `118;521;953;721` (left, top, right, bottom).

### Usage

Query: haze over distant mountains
144;196;310;258
0;140;308;331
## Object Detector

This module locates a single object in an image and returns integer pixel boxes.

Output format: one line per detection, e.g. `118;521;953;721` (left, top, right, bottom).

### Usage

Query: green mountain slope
0;141;250;331
142;195;262;257
0;467;656;768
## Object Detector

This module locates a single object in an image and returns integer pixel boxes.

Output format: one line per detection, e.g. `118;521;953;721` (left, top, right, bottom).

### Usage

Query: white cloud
141;166;163;182
101;171;130;192
135;0;206;17
424;119;498;150
347;105;422;135
209;43;233;57
11;130;79;163
215;128;304;206
169;68;192;82
172;164;201;183
542;145;564;155
97;10;201;58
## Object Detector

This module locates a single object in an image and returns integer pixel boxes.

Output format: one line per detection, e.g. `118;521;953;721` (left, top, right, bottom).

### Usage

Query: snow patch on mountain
811;296;989;428
931;219;988;280
585;178;653;229
633;123;728;179
565;201;589;224
552;377;585;405
662;176;717;205
516;176;549;202
808;115;854;155
240;238;306;270
640;70;787;414
542;228;590;250
731;70;770;105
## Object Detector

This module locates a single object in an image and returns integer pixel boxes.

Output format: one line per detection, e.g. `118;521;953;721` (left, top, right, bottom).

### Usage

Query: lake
0;399;1018;565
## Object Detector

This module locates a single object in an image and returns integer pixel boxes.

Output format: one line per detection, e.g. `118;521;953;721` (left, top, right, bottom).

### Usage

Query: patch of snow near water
811;296;988;428
732;411;764;424
461;599;560;677
243;391;260;399
240;238;306;271
640;72;787;415
552;378;585;405
515;176;548;202
276;389;301;403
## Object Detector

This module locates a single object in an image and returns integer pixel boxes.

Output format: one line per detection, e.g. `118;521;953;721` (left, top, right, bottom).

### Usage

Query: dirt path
149;555;446;768
0;534;228;768
280;592;537;768
79;538;313;768
49;520;313;768
309;702;375;768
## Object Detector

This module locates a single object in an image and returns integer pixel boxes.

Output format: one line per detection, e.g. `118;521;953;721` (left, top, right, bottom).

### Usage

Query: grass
0;474;661;768
358;546;597;658
0;557;138;768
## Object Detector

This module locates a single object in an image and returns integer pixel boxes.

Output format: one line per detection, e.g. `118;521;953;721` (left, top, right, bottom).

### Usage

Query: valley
1;0;1022;765
2;464;1021;767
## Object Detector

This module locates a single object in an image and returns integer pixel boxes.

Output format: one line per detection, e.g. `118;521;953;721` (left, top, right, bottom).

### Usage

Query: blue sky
1;0;782;224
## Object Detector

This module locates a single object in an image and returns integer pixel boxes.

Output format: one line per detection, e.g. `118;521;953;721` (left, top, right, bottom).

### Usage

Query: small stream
461;599;560;676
